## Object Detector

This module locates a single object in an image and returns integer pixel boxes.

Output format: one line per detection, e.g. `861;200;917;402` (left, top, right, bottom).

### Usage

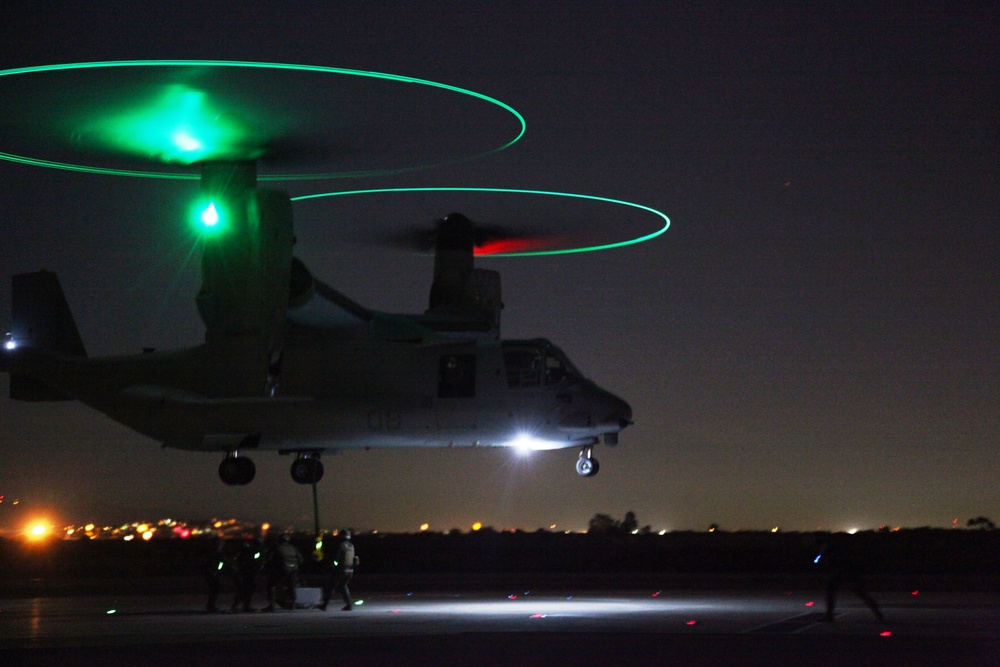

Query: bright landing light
507;433;565;453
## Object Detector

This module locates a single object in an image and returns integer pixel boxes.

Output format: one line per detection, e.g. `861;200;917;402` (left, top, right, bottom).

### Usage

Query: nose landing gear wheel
291;456;324;484
576;453;600;477
219;455;256;485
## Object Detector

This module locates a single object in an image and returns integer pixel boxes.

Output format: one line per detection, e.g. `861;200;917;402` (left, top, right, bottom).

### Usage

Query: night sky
1;1;997;534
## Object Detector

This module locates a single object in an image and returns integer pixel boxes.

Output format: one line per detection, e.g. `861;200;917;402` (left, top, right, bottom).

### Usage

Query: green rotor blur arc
292;187;670;256
0;60;526;181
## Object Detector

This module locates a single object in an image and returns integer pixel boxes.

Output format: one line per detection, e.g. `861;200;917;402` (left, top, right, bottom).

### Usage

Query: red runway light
805;601;815;607
880;631;892;637
686;620;697;626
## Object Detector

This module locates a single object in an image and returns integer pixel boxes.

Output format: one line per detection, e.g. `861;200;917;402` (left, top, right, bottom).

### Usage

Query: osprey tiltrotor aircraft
2;159;632;485
0;62;636;486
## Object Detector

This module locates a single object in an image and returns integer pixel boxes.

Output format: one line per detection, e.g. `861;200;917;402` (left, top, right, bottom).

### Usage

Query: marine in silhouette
815;537;883;622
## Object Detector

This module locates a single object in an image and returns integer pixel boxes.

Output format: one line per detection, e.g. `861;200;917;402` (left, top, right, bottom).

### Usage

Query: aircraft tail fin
7;270;87;401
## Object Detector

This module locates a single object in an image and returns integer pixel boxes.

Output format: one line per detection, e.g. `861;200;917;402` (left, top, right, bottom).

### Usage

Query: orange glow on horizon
24;518;55;542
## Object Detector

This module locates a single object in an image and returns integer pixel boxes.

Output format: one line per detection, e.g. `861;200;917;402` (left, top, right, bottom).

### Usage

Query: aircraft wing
287;278;436;343
286;278;374;333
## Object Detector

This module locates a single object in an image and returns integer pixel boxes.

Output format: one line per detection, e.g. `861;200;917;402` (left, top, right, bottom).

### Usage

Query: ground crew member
815;537;884;622
201;536;228;613
264;534;303;611
230;539;262;612
319;529;358;611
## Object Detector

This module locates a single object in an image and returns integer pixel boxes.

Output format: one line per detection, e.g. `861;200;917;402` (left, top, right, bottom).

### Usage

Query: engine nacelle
196;161;294;349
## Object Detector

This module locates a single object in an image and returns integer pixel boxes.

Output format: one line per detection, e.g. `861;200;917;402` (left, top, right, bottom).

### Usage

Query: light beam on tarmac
382;593;729;620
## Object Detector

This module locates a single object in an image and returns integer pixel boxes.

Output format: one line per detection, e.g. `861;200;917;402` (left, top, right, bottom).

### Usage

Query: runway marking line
746;612;826;634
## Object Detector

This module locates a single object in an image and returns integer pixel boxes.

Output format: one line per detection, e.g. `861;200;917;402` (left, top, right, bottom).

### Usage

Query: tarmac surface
2;588;998;666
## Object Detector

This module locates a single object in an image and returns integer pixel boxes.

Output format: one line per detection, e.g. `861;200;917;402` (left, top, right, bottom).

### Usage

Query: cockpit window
545;354;570;385
503;340;581;389
504;348;541;388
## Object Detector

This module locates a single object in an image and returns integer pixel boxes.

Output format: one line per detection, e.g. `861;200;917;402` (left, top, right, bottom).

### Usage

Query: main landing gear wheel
290;456;324;484
219;455;256;485
576;447;600;477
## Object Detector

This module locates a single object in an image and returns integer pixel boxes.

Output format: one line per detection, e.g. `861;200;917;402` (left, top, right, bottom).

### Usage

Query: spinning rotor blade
68;83;349;167
380;213;564;256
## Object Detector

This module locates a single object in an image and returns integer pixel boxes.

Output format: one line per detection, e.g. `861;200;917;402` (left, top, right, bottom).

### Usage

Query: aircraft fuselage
7;328;631;457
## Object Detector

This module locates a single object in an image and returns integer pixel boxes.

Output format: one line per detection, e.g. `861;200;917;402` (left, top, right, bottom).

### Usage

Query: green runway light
0;60;526;180
292;187;671;256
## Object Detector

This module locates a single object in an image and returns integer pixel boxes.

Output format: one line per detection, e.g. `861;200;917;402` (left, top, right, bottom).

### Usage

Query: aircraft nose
556;386;633;437
593;387;631;431
610;394;633;430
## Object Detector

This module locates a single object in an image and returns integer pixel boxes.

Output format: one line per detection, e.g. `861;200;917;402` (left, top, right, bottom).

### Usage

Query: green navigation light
201;202;220;227
193;199;228;234
292;187;670;256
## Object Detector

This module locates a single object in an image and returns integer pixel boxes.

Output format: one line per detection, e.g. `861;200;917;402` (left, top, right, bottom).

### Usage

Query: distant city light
14;512;964;542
